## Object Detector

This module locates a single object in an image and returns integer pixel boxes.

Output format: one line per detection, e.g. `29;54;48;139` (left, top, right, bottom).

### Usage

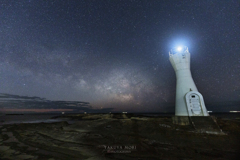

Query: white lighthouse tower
169;46;209;117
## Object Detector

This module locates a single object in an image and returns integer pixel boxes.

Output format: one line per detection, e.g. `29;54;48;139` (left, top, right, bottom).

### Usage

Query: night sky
0;0;239;113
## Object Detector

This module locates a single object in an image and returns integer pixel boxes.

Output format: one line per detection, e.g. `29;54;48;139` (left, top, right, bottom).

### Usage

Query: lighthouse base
172;116;225;134
172;116;190;125
189;116;225;134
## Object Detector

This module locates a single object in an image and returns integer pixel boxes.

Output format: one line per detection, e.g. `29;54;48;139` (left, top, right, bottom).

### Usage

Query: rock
0;146;10;152
2;128;7;132
106;125;111;128
131;117;148;120
159;124;171;128
0;114;239;160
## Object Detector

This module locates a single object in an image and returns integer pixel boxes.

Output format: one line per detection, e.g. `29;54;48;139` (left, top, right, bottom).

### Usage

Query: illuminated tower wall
169;47;209;116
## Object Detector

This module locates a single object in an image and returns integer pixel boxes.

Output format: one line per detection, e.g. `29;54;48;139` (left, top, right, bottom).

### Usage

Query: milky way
0;0;239;112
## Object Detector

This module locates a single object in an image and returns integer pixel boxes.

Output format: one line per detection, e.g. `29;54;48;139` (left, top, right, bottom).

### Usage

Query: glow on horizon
0;109;74;112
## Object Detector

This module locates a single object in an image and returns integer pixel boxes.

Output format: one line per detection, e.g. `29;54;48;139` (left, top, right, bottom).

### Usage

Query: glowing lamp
177;47;182;51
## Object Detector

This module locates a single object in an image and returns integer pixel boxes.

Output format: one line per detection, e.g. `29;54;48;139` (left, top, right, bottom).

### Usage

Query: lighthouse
169;46;209;117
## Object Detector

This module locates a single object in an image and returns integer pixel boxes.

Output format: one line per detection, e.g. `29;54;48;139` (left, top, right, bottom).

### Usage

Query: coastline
0;113;240;160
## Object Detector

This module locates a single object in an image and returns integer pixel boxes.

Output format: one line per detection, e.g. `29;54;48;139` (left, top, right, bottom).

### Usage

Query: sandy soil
0;114;240;160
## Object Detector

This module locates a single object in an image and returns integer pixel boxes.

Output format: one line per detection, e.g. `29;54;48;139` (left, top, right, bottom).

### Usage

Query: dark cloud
0;93;113;113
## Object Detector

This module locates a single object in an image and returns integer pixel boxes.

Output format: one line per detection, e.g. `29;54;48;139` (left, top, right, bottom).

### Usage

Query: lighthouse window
182;54;185;59
192;95;195;98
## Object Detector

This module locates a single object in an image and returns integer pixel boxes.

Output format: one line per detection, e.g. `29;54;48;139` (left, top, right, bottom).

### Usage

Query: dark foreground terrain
0;114;240;160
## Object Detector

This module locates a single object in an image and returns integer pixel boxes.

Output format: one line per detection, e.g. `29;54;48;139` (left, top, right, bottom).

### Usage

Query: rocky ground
0;114;240;160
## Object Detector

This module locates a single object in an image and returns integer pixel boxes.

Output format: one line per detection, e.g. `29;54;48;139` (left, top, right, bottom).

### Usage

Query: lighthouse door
189;94;202;115
185;91;209;116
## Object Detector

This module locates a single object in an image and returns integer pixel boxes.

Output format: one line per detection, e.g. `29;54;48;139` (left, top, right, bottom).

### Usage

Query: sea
0;113;69;125
0;112;239;125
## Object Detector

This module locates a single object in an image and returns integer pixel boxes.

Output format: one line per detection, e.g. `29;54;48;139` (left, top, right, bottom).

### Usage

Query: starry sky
0;0;239;113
